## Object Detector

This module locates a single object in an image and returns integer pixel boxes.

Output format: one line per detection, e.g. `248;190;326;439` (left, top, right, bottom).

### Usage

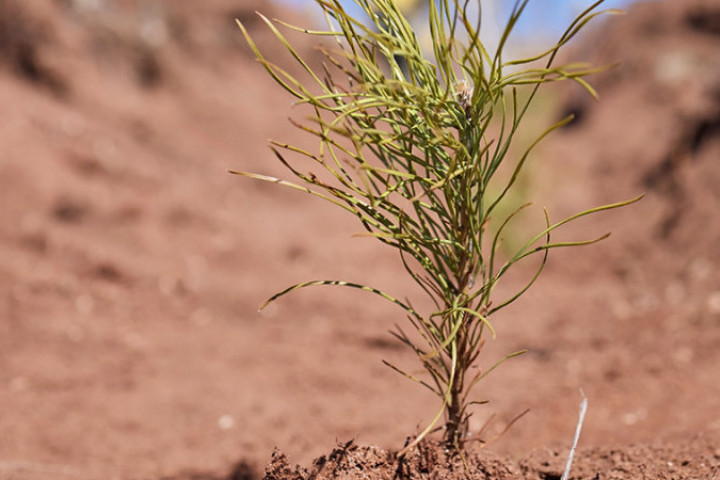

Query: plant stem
443;192;476;450
444;313;469;449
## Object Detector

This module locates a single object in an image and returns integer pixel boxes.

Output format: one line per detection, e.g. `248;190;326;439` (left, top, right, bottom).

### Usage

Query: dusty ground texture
0;0;719;479
258;439;720;480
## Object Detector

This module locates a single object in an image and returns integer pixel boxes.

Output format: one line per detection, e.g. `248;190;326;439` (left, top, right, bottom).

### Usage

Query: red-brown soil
1;0;719;479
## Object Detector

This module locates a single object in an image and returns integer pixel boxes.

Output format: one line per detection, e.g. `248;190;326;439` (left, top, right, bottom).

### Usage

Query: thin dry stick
561;389;588;480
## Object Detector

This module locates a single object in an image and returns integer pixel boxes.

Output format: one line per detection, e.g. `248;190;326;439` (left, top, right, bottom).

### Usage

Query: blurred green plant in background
234;0;640;453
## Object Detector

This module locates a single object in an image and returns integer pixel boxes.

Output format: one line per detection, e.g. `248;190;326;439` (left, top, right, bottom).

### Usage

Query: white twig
561;389;588;480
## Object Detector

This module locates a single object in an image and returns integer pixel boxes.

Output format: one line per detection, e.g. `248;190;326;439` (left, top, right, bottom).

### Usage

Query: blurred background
1;0;718;479
275;0;655;53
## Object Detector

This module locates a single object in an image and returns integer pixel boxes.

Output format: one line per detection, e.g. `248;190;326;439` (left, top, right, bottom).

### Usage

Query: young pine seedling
233;0;641;453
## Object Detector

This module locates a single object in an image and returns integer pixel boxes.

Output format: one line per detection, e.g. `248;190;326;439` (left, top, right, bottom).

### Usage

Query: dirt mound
263;441;515;480
256;438;719;480
1;0;719;479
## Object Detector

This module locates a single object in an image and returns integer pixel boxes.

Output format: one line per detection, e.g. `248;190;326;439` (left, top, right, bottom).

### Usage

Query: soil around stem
178;438;719;480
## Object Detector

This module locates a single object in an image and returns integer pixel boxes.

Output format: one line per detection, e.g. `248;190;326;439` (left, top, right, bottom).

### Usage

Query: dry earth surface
0;0;719;479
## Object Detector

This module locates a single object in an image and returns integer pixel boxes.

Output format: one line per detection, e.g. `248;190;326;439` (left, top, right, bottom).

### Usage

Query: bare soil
1;0;719;479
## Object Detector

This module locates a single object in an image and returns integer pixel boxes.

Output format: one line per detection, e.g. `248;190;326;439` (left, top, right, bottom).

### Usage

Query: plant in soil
233;0;641;454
